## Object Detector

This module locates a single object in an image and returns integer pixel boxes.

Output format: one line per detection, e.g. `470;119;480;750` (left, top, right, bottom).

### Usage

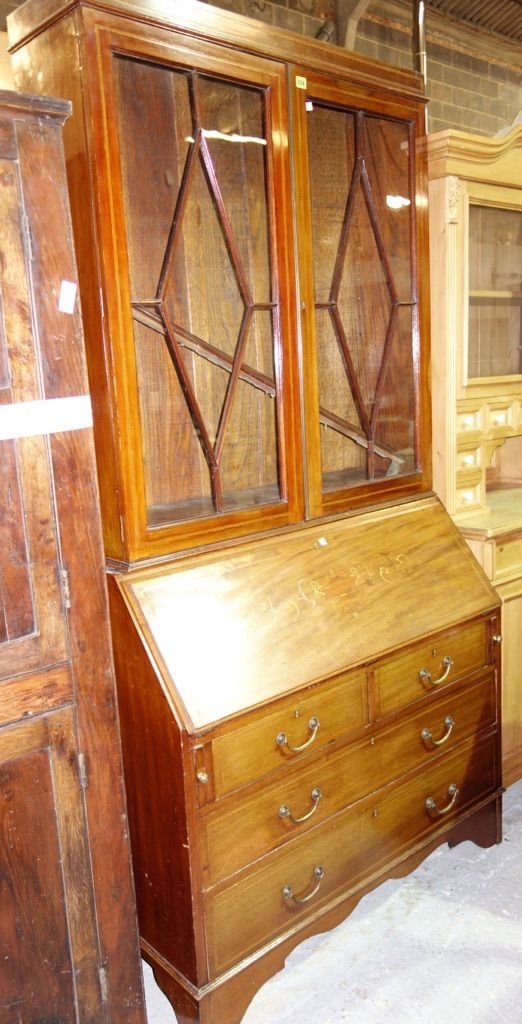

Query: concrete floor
144;779;522;1023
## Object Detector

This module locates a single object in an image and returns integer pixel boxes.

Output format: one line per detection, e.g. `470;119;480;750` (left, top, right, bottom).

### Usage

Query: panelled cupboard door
0;92;145;1023
78;21;305;561
292;69;431;518
0;712;101;1023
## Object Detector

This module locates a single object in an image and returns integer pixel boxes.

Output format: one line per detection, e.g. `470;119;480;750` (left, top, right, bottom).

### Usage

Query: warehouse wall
357;3;521;135
201;0;522;136
200;0;337;39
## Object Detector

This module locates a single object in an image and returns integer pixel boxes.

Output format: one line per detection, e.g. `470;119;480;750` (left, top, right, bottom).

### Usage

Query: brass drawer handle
421;715;454;748
419;655;453;686
279;787;322;824
425;782;459;816
282;865;324;904
276;716;320;753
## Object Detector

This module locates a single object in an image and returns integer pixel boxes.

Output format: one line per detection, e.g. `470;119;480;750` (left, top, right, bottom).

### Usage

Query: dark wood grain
0;95;146;1023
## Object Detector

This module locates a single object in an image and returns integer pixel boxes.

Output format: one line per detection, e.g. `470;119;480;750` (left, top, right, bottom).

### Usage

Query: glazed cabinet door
0;94;145;1023
83;21;304;561
292;70;431;517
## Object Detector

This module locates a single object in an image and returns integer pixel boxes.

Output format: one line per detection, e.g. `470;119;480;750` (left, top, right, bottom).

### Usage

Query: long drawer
204;733;497;975
200;672;497;885
209;668;368;798
375;618;490;718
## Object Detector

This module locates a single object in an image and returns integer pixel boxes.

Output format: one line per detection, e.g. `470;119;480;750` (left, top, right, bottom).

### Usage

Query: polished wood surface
200;672;496;885
7;4;503;1023
0;91;145;1023
121;498;496;729
110;497;502;1022
205;733;497;976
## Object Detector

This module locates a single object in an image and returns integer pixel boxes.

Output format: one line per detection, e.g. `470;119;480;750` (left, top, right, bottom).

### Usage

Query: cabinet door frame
291;67;432;518
79;16;305;562
459;179;522;397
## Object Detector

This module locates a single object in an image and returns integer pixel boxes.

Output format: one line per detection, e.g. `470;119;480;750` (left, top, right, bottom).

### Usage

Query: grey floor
144;779;522;1023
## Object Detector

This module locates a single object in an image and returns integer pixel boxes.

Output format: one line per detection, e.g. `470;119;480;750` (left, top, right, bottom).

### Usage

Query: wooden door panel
0;710;102;1024
0;438;34;643
0;433;68;680
0;92;146;1023
0;135;68;680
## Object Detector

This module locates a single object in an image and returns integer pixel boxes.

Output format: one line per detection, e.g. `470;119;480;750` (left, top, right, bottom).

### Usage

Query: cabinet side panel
15;99;146;1021
10;16;125;561
108;577;202;985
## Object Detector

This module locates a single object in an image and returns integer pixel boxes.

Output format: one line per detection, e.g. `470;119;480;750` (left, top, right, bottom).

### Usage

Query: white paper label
0;395;93;440
58;279;78;314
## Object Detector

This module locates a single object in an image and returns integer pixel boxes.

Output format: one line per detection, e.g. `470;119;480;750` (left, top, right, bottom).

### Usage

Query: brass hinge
78;752;88;790
60;567;71;609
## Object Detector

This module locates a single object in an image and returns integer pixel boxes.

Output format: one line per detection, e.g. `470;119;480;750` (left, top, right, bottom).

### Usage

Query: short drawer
375;619;489;718
200;673;496;885
456;449;480;473
210;669;368;797
205;733;497;975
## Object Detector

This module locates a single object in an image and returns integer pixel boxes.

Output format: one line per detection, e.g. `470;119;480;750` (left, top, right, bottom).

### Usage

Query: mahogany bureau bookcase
8;3;503;1022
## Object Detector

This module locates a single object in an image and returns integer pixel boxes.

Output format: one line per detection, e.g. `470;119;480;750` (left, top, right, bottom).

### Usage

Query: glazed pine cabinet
428;125;522;785
0;92;145;1022
8;3;502;1023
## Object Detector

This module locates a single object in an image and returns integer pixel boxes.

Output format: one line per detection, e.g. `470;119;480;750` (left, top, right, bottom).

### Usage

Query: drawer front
200;673;496;885
211;670;368;797
375;619;489;718
457;408;481;434
205;733;497;975
456;449;480;473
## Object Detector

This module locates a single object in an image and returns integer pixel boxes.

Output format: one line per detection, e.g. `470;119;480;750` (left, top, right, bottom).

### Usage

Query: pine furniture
428;125;522;786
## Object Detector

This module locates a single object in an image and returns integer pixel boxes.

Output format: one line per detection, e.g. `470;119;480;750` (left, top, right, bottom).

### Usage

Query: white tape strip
0;395;93;441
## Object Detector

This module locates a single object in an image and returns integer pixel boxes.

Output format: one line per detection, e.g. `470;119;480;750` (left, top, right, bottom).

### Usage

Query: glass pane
468;205;522;378
307;102;417;491
363;117;412;301
373;307;416;477
114;56;282;526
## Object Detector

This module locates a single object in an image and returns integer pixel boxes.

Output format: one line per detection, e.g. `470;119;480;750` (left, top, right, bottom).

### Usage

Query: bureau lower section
109;568;502;1024
205;732;497;975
